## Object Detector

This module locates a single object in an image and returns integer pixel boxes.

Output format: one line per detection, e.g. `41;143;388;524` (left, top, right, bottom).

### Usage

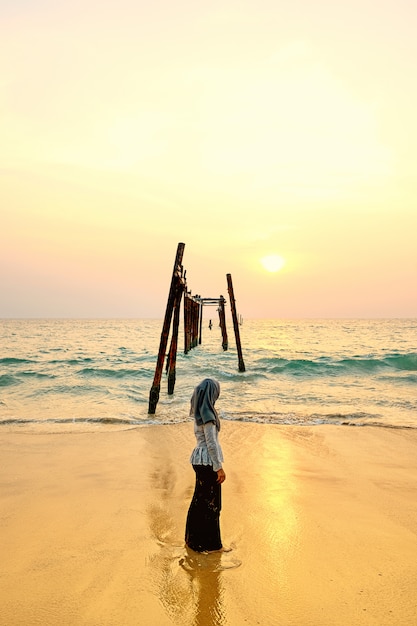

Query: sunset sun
260;254;286;273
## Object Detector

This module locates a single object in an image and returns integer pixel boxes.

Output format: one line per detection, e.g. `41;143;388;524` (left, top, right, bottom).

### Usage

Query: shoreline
1;423;417;625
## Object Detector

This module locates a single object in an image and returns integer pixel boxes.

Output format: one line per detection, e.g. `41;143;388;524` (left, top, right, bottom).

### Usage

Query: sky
1;0;416;319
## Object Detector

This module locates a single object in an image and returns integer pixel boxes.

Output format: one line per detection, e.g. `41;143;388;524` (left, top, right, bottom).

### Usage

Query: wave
379;373;417;384
27;383;111;397
20;371;56;379
0;416;190;431
224;410;416;429
0;374;21;387
0;357;36;365
224;409;382;425
1;414;415;432
260;352;417;376
383;354;417;371
50;358;93;365
0;371;55;388
0;417;143;426
78;367;152;379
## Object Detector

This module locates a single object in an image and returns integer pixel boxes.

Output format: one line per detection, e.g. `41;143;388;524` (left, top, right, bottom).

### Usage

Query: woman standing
185;378;226;553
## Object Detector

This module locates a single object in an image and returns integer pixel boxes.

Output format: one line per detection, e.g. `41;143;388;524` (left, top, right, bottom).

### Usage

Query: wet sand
1;422;417;625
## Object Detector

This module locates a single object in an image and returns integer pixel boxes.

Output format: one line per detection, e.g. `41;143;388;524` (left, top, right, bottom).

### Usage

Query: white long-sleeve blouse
189;421;224;471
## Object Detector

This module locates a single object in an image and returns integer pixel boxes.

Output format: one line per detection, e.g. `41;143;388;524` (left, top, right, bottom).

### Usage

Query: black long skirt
185;464;222;552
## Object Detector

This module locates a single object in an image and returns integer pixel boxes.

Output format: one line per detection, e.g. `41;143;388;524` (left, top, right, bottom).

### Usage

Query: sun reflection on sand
181;549;225;626
223;426;299;617
259;436;298;531
145;530;234;626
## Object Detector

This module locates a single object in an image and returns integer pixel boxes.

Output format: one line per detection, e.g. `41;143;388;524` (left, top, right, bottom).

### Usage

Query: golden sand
1;423;417;625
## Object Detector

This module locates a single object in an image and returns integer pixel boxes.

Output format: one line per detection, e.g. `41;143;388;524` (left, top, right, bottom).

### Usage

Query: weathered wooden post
192;298;199;348
218;295;228;351
198;300;203;345
166;281;183;394
226;274;245;372
184;292;191;354
148;243;185;414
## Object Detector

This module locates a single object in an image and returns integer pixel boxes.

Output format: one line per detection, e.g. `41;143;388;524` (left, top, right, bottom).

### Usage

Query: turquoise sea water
0;318;416;432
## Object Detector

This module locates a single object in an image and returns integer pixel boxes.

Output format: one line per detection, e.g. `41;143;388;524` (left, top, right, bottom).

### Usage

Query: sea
1;318;416;433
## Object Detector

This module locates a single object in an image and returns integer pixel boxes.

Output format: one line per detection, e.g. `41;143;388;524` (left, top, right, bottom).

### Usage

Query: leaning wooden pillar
226;274;245;372
218;295;228;351
166;281;183;395
148;243;185;414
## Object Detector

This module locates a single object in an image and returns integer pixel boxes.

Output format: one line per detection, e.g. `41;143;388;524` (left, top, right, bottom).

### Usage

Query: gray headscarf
190;378;221;430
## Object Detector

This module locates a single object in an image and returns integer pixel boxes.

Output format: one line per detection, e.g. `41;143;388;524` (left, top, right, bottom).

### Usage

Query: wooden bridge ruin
148;242;245;414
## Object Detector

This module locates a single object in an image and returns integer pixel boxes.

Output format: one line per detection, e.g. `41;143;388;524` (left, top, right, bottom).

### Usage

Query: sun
260;254;286;273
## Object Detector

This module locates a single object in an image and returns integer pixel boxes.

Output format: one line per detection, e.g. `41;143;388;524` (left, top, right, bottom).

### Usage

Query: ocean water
0;318;416;432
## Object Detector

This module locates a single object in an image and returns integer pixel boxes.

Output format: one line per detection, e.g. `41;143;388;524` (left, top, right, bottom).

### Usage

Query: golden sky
1;0;416;318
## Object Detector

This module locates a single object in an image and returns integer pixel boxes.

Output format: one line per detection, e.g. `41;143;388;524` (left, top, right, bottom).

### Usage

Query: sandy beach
1;422;417;626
